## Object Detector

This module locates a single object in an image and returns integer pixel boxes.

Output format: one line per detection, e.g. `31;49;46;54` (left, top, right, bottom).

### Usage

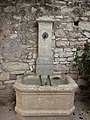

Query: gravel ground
0;84;90;120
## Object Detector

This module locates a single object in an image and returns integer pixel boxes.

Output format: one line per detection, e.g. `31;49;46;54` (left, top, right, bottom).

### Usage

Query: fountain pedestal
36;17;54;75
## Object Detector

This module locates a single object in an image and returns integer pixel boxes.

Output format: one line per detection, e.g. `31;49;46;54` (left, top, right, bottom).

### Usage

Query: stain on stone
73;112;75;115
79;117;83;119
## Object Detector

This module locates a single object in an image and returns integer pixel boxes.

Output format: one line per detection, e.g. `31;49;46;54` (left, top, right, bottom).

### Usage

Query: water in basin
51;77;68;86
22;76;40;85
22;75;68;86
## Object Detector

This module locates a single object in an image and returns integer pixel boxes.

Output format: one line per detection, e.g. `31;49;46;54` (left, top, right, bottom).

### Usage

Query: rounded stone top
36;16;55;23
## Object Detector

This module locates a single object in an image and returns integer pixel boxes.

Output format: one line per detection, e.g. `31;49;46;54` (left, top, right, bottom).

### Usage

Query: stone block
3;62;29;72
11;71;25;75
55;29;66;38
64;48;71;52
0;84;6;90
54;64;69;73
56;1;66;5
83;32;90;38
65;51;73;57
58;52;65;58
70;41;86;48
83;11;90;16
0;72;10;81
10;34;17;39
61;6;74;14
81;17;88;21
67;57;74;62
4;6;16;13
4;80;15;84
58;51;73;58
56;41;69;47
13;15;21;20
55;58;67;62
79;22;90;31
78;38;88;41
71;48;77;52
66;23;73;31
54;48;63;53
10;74;17;80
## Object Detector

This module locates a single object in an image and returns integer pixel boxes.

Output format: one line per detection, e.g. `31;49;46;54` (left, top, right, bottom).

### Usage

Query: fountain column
36;17;54;75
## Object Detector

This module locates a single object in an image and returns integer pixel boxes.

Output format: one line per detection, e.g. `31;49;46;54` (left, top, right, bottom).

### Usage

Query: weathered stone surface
0;84;6;90
83;11;90;16
54;48;63;53
4;6;16;13
78;38;88;41
56;1;67;5
58;51;73;58
2;40;21;61
11;71;25;75
36;17;54;58
54;64;69;73
61;6;74;14
0;72;10;81
58;52;66;58
81;17;88;21
13;15;21;20
67;57;74;62
79;22;90;31
4;80;15;84
0;64;3;73
70;41;86;48
10;34;17;39
69;32;83;38
36;57;53;75
71;48;77;52
55;29;66;38
55;58;68;63
14;75;78;116
64;48;72;52
10;74;17;80
83;32;90;38
17;115;71;120
31;7;37;13
2;62;29;72
66;23;73;31
56;41;69;47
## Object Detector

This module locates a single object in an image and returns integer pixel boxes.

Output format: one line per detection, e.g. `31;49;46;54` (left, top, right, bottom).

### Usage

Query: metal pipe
39;75;43;86
48;75;52;86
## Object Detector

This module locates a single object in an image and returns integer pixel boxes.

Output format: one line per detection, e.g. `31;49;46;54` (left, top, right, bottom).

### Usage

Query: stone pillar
36;17;54;75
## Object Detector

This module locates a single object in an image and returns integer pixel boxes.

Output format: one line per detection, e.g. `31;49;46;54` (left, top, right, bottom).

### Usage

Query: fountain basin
14;75;78;117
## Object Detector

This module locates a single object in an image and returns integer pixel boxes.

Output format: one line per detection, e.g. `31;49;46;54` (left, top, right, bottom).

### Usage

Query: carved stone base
14;75;78;117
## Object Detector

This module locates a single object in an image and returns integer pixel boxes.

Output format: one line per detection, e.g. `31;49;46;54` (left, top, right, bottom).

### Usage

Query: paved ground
0;84;90;120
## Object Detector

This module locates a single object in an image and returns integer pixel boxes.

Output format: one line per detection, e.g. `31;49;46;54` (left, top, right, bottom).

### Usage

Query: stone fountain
14;17;78;117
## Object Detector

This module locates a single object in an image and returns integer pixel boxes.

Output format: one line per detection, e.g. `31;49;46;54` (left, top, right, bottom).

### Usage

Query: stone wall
0;0;90;86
